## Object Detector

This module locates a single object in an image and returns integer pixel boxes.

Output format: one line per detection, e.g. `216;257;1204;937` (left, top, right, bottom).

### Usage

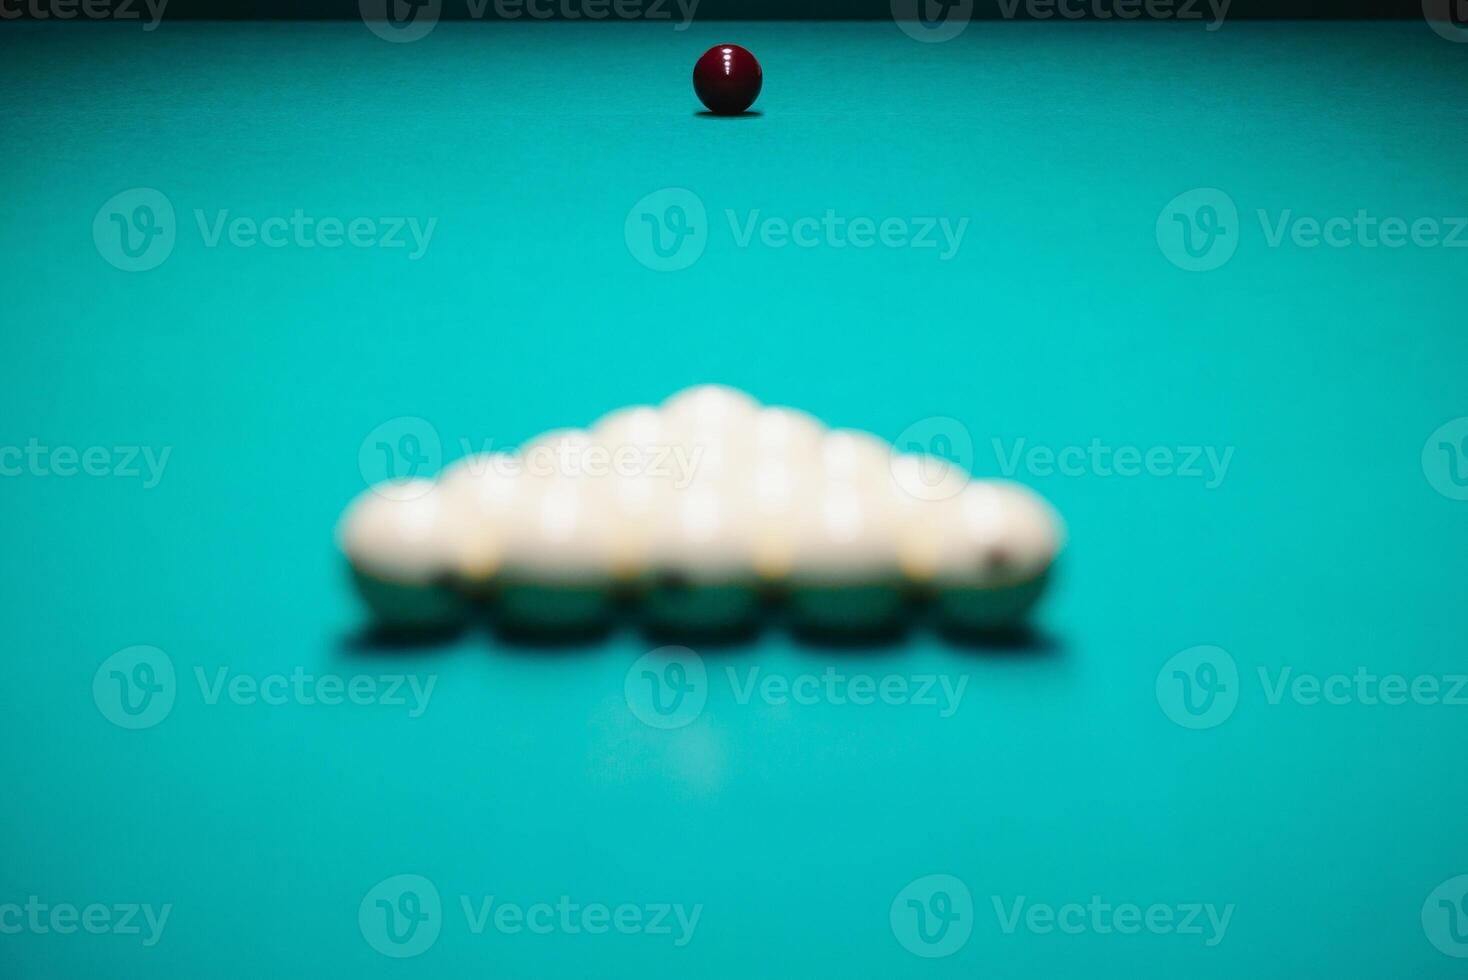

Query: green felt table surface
3;18;1468;979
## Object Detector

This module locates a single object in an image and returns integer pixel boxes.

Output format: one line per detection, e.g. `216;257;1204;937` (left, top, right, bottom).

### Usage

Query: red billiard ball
693;44;762;116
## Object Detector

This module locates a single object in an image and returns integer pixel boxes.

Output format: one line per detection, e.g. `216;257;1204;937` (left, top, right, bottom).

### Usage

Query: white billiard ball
748;405;825;464
736;407;827;585
436;452;527;592
643;482;761;633
886;452;972;585
785;478;907;634
662;384;762;485
661;384;761;433
740;454;821;585
336;479;466;632
819;429;893;486
931;481;1063;630
496;462;619;633
592;404;670;462
521;427;595;481
591;405;679;580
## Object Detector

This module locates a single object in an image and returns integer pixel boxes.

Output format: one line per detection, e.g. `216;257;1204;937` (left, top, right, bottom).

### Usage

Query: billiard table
3;17;1468;980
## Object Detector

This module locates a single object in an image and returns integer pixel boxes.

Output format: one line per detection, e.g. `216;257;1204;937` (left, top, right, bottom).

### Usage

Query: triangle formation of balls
338;385;1063;636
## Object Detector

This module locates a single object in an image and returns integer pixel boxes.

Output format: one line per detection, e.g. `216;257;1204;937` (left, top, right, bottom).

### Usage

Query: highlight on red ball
692;44;763;116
